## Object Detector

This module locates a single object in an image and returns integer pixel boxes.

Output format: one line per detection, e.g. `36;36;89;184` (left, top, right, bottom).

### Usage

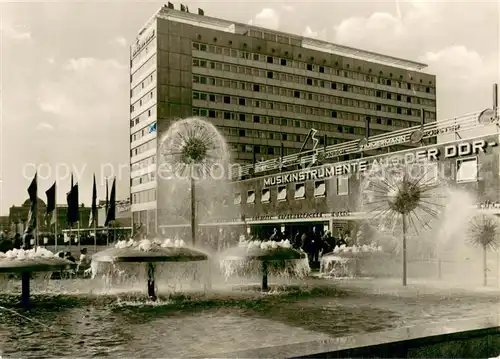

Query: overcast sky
0;0;498;215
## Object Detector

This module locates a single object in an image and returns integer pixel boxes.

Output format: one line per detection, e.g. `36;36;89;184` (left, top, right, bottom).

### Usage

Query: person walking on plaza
13;233;22;249
309;227;321;267
301;229;318;269
292;230;301;249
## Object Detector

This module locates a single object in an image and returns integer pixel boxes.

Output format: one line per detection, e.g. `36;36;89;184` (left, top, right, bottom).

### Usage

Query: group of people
0;232;23;252
159;225;352;265
0;231;91;275
270;227;351;268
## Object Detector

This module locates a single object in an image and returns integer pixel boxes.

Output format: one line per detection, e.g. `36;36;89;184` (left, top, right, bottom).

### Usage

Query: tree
468;214;499;286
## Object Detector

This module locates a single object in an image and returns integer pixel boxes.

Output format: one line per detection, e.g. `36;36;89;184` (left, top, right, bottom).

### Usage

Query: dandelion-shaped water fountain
91;117;229;299
361;159;445;286
219;237;310;292
467;214;500;286
0;247;74;307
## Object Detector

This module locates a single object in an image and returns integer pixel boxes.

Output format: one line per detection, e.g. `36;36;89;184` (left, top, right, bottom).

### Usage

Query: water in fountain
0;247;74;305
218;237;311;291
322;160;448;280
432;188;500;286
320;243;384;278
90;238;211;297
157;117;241;232
319;155;500;286
90;117;248;298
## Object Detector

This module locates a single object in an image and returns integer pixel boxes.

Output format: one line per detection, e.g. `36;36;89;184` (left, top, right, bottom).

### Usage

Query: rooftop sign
234;109;499;179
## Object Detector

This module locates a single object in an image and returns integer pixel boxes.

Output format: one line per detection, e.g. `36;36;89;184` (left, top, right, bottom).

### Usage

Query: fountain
325;159;446;284
3;114;500;357
0;247;74;307
219;237;310;291
320;243;383;278
91;117;230;299
467;214;500;286
91;238;209;299
157;116;231;246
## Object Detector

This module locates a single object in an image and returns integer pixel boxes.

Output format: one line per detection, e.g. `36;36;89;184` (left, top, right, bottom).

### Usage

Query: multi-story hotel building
129;4;437;232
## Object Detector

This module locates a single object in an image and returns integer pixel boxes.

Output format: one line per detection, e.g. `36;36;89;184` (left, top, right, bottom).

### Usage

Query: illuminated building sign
132;29;156;57
360;124;461;151
263;138;498;187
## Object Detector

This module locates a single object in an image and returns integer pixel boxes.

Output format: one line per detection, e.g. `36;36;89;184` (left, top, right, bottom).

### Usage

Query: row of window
131;40;156;69
192;42;435;90
131;155;156;173
192;75;433;120
234;178;348;205
189;113;381;143
131;90;155;113
233;157;478;205
130;105;156;129
246;29;295;46
128;159;477;203
131;72;156;99
131;189;156;204
217;125;363;144
131;171;156;187
132;209;156;227
192;98;411;129
131;54;156;85
131;121;157;142
192;58;435;107
131;139;156;157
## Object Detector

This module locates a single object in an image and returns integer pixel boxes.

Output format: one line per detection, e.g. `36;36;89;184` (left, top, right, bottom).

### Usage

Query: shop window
261;188;270;203
294;183;306;199
456;157;478;183
337;175;349;195
247;190;255;204
314;180;326;197
277;185;287;201
420;162;439;185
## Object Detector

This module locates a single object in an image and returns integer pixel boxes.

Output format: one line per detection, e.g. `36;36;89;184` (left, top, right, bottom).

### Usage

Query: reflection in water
0;278;499;358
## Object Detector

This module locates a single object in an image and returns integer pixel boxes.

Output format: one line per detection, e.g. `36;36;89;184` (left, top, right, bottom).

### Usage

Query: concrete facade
129;6;437;232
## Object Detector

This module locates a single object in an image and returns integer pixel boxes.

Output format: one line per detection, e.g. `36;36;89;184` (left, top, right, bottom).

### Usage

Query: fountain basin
0;249;75;307
221;246;307;261
320;246;385;277
0;257;74;273
219;243;310;291
91;240;211;299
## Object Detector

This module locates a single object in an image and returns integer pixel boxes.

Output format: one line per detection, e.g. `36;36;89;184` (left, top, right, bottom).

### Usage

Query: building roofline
134;6;427;71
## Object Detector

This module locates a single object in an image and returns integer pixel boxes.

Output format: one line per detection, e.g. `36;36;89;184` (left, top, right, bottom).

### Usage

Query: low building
158;108;500;242
0;216;9;234
8;199;92;235
96;199;131;228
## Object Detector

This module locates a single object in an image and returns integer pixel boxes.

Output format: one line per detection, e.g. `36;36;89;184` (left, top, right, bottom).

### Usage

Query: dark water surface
0;280;498;358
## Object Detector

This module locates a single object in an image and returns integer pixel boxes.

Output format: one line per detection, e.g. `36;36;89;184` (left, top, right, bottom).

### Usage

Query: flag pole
106;176;109;246
54;191;58;253
35;173;39;251
93;216;97;252
77;220;81;251
69;173;73;252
